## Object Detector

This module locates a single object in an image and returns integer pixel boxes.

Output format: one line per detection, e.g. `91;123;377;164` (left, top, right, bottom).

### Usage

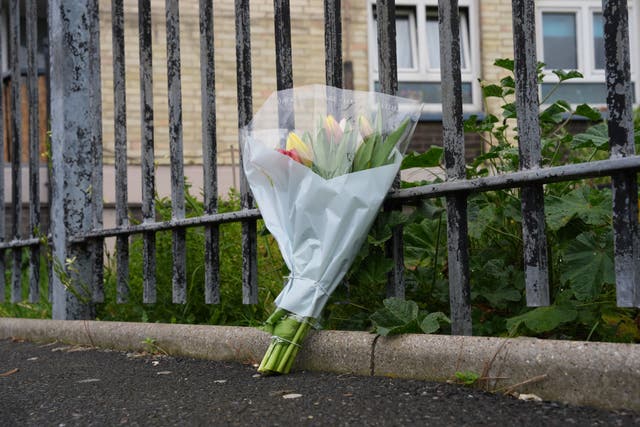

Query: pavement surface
2;338;639;426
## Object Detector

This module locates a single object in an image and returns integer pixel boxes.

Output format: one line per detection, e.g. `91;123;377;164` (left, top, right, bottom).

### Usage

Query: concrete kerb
1;318;638;412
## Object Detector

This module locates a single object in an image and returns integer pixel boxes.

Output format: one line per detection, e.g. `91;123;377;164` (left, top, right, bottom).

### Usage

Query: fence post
49;0;99;319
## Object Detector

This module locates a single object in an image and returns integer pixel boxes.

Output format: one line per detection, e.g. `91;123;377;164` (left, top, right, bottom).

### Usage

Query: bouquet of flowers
241;85;422;374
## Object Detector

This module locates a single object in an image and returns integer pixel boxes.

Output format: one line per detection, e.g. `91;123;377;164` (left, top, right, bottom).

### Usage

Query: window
536;0;638;105
368;0;481;112
371;7;418;72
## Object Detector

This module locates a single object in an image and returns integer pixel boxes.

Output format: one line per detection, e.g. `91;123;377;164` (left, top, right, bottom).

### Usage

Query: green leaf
368;222;392;246
494;58;514;71
572;123;609;149
404;219;441;267
455;371;480;386
499;75;515;89
552;69;584;82
467;196;500;240
480;286;522;307
368;211;406;246
401;146;443;169
420;312;450;334
540;101;571;124
545;187;611;231
507;305;578;334
370;297;420;336
561;231;615;301
414;200;445;220
482;84;504;98
352;133;379;172
464;114;498;134
574;104;602;121
371;118;410;167
352;251;394;286
501;102;517;119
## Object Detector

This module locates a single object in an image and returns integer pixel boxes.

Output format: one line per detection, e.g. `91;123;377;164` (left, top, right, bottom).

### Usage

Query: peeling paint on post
324;0;342;90
0;25;5;303
49;0;98;319
324;0;343;118
9;0;22;303
26;0;41;303
199;0;220;304
235;0;258;304
138;0;156;304
112;0;129;303
512;0;549;307
165;0;187;304
376;0;404;299
273;0;295;140
89;0;104;304
603;0;640;307
439;0;471;336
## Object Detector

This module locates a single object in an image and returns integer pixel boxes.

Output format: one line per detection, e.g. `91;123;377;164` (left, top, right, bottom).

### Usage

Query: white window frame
367;0;482;113
536;0;638;106
371;8;419;73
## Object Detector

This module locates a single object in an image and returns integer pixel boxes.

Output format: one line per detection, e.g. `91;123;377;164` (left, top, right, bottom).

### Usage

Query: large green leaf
479;287;522;307
351;251;393;286
370;298;449;336
551;69;584;82
540;100;571;124
545;187;611;231
494;58;514;71
467;200;496;240
401;146;443;169
420;312;450;334
574;104;602;121
506;305;578;334
370;298;420;336
572;123;609;149
561;231;615;301
368;211;407;246
404;219;441;267
482;84;503;98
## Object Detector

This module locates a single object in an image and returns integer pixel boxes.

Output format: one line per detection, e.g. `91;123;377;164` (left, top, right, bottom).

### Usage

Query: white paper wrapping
243;140;401;318
241;85;421;319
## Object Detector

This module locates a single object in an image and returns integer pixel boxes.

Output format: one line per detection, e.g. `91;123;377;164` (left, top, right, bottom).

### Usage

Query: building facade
0;0;637;182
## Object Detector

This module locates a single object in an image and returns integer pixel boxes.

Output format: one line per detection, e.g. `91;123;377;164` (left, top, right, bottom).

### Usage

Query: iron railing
1;0;638;334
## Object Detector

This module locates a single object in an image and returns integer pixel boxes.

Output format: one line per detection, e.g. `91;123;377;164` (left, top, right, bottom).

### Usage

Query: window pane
426;9;467;69
593;13;605;70
396;15;414;69
426;14;440;68
541;82;635;104
372;10;415;70
375;81;473;104
542;13;577;69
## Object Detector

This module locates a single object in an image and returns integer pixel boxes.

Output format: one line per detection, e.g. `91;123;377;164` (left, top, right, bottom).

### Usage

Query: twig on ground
500;374;549;395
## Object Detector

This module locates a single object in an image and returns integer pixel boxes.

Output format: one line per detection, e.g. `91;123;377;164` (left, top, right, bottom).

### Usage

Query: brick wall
97;0;520;167
478;0;518;134
98;0;369;166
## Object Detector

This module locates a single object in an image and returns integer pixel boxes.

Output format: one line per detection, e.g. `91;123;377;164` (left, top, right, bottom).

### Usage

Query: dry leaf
0;368;19;377
518;393;542;402
282;393;302;399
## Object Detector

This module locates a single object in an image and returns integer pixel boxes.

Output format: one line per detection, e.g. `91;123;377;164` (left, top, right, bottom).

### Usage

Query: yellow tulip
285;132;313;166
358;115;374;139
324;115;343;141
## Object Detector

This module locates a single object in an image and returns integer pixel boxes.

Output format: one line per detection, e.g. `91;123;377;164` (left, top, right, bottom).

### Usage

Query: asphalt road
1;338;638;426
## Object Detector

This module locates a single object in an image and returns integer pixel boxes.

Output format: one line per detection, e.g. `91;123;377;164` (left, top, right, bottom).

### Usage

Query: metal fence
1;0;639;334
